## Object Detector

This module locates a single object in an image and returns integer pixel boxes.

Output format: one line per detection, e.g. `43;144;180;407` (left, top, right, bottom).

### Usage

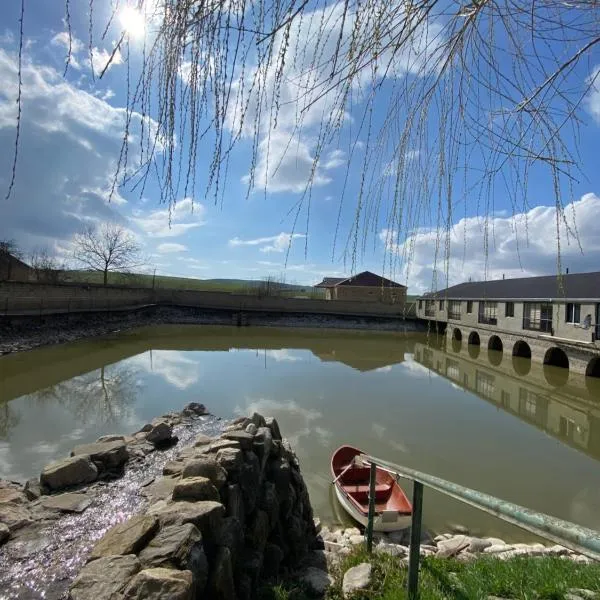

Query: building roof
315;277;347;288
314;271;406;289
420;271;600;300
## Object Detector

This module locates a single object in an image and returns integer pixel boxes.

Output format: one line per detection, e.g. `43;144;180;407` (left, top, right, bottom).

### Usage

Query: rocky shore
0;305;419;355
0;403;596;600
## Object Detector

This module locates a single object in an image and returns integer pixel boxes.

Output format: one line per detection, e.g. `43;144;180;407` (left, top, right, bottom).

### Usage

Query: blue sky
0;1;599;292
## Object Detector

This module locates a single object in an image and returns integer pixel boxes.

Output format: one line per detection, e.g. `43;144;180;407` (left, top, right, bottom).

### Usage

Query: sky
0;1;599;293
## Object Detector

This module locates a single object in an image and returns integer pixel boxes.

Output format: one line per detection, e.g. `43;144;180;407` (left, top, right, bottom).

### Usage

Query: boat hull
333;482;412;532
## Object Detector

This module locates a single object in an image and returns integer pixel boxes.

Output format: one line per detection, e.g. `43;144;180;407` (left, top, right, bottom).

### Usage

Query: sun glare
119;6;146;40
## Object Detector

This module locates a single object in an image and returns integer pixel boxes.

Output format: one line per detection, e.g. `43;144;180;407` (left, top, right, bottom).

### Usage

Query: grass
258;546;600;600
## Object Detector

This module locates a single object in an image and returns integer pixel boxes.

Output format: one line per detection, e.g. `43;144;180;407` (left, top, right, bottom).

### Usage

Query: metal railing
523;316;553;333
359;453;600;600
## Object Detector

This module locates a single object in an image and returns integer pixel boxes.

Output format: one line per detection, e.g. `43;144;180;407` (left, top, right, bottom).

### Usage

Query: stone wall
66;412;317;600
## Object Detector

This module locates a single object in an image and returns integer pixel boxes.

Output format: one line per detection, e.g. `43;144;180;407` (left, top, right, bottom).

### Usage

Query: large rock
343;563;372;598
24;478;42;500
208;546;236;600
90;514;159;559
181;456;228;489
146;421;173;446
299;567;334;596
209;439;242;454
70;554;141;600
0;503;32;531
0;522;9;545
40;455;98;491
163;461;185;477
265;417;282;441
218;517;244;566
436;535;470;558
41;492;92;513
173;477;220;502
0;488;27;504
262;543;284;579
71;441;129;470
215;448;244;473
194;434;214;447
123;568;194;600
147;500;224;549
184;402;206;415
246;509;269;553
138;523;208;594
253;427;273;469
222;431;255;450
141;477;180;503
268;458;291;495
225;484;244;523
239;452;261;514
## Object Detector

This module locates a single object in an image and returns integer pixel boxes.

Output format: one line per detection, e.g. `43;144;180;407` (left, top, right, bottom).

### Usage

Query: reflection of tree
30;363;141;428
0;402;20;440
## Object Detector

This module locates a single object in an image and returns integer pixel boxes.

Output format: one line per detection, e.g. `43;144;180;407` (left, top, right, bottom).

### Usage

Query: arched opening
544;347;569;369
586;357;600;378
543;347;569;387
451;328;462;352
487;335;503;367
512;340;532;359
467;331;480;359
488;335;503;352
512;340;532;376
468;332;480;346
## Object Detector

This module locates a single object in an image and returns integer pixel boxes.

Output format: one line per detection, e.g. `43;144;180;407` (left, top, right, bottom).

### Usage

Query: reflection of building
413;342;600;462
315;271;407;305
0;250;33;282
415;271;600;377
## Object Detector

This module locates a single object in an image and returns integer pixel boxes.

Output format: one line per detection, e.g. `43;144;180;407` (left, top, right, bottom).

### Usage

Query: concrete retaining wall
0;281;410;318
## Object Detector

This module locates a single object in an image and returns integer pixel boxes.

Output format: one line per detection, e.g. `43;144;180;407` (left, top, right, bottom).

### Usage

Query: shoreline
0;304;424;356
0;404;594;600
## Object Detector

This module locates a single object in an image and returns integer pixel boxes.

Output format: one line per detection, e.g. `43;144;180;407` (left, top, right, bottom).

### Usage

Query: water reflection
414;342;600;462
1;325;600;537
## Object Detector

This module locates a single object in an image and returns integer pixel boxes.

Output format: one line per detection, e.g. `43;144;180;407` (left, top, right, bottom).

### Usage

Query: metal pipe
408;482;424;600
365;462;377;553
360;454;600;561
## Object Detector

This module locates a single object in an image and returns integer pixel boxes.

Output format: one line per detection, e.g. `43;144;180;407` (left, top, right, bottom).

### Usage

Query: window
501;390;511;408
466;301;473;314
478;301;498;325
439;299;445;310
505;302;515;318
419;299;423;310
448;300;461;320
425;300;435;317
565;303;581;324
523;302;553;332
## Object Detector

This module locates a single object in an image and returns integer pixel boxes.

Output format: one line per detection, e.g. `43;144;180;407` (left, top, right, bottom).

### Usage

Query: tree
0;239;22;259
7;2;600;279
72;223;142;285
30;247;65;284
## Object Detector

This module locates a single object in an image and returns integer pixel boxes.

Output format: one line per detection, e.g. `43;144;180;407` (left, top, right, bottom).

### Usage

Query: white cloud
50;31;122;75
127;350;200;390
0;48;161;252
228;0;443;195
265;349;303;362
132;197;205;237
229;232;306;253
156;242;187;254
382;193;600;294
585;67;600;123
241;131;334;193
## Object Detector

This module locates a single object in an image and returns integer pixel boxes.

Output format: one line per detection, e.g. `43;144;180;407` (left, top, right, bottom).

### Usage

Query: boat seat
342;483;390;502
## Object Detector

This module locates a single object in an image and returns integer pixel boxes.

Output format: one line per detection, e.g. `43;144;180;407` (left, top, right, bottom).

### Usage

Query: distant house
0;251;33;282
314;271;407;304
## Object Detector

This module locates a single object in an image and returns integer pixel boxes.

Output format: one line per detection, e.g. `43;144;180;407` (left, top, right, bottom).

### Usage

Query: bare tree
72;223;142;285
0;239;22;260
30;247;65;284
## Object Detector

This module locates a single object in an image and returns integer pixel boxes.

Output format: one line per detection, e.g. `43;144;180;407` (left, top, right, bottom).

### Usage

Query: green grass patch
259;547;600;600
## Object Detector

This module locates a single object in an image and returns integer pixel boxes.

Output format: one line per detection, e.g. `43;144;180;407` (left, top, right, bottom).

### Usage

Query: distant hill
62;270;321;296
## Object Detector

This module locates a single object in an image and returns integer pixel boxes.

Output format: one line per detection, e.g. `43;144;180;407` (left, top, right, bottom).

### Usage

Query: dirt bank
0;305;423;355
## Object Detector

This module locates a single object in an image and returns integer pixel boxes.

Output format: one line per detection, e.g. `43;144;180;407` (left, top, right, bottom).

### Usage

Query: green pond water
1;324;600;540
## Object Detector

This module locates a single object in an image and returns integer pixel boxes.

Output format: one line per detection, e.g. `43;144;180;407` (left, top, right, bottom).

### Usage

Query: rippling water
2;325;600;544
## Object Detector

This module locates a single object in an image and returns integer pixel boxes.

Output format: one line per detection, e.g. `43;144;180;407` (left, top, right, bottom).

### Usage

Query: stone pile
314;525;595;568
68;412;317;600
0;403;205;546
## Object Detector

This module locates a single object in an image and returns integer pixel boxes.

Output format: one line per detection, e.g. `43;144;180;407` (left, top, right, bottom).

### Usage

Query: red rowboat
331;445;412;532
